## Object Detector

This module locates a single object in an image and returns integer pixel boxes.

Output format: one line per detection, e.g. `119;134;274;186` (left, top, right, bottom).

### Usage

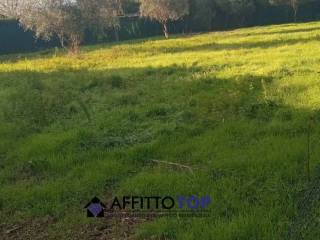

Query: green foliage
11;0;121;52
1;1;320;54
0;19;57;54
187;0;216;31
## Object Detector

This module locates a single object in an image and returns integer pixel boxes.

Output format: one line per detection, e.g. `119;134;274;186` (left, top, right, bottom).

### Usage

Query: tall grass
1;21;320;239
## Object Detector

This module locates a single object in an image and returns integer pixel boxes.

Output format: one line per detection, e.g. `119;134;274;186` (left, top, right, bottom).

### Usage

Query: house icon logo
84;197;106;217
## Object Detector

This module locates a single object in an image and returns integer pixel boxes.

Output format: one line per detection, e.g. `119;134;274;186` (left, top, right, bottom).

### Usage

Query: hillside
1;21;320;239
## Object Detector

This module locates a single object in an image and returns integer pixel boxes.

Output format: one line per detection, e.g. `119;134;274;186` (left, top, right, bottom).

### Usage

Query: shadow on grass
0;35;169;63
0;64;316;149
151;34;320;54
228;26;320;38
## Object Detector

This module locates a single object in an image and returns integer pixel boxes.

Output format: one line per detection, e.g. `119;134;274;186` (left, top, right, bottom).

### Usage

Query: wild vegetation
1;21;320;239
1;0;320;53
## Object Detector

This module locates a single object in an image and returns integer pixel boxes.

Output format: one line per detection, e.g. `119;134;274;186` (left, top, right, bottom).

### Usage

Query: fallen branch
150;159;194;175
5;226;22;234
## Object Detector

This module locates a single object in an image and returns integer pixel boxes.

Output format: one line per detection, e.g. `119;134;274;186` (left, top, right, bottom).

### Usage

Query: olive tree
0;0;25;18
140;0;189;38
0;0;121;52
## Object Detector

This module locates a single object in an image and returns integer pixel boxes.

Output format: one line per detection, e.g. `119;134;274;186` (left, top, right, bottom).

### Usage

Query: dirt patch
0;213;153;240
0;216;57;240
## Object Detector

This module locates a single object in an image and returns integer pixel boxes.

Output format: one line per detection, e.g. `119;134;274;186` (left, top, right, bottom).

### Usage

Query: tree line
0;0;319;52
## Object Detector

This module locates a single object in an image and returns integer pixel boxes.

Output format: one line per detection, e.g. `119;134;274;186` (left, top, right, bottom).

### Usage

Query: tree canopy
140;0;189;38
0;0;121;52
0;0;320;52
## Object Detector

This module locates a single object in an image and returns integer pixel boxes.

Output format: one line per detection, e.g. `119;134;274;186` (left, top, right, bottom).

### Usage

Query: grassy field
1;21;320;239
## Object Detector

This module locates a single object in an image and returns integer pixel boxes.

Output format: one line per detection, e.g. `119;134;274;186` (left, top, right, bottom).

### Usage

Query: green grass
1;21;320;239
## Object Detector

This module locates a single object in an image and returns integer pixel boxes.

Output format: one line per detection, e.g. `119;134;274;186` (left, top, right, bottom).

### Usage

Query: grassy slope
1;22;320;239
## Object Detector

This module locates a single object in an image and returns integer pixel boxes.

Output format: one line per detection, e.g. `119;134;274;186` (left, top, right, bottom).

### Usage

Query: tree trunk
293;7;298;22
292;0;298;22
59;34;65;49
114;27;119;42
68;34;81;54
163;22;169;39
